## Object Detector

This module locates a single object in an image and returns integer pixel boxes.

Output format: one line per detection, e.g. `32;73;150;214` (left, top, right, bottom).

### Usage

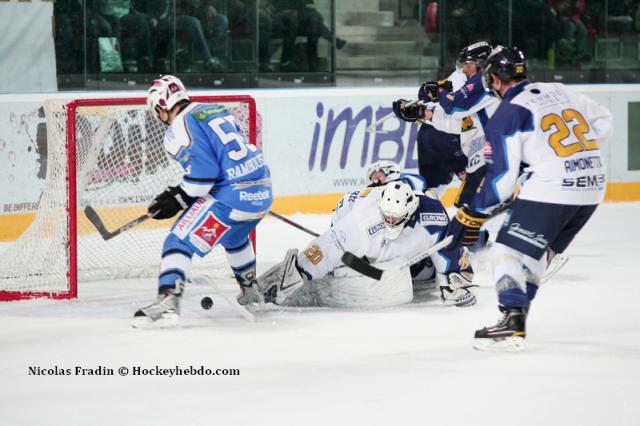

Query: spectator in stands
136;0;225;72
225;0;302;73
198;0;230;64
54;0;84;73
511;0;564;61
550;0;591;66
98;0;153;72
276;0;346;72
606;0;640;33
440;0;481;67
85;0;117;73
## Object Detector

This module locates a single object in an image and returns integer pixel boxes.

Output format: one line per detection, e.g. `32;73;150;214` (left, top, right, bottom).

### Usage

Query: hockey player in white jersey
331;160;428;225
445;47;612;351
133;76;272;327
258;181;477;309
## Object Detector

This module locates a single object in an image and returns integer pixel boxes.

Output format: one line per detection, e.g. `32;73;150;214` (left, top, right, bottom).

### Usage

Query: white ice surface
1;203;640;426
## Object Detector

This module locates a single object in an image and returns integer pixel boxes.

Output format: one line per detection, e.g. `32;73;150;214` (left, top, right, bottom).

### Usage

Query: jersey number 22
541;108;599;158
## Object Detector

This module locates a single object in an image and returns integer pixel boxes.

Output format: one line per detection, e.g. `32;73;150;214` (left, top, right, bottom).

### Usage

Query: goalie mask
147;75;190;114
379;181;419;240
366;160;401;185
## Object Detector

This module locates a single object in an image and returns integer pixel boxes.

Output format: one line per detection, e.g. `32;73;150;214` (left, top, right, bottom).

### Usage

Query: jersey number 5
208;116;257;161
541;108;599;158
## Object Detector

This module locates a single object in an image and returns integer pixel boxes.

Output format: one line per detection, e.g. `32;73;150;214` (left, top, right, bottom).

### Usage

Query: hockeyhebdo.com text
28;365;240;378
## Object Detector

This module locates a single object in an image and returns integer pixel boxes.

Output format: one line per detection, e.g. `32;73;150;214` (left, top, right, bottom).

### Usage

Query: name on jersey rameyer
226;154;265;180
564;156;603;173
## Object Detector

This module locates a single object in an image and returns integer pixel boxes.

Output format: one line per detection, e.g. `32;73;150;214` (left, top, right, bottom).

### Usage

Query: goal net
0;96;256;300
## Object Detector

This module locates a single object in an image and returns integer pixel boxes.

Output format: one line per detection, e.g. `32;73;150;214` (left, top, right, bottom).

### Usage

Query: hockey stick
268;211;320;237
366;99;422;133
342;235;453;280
84;205;155;241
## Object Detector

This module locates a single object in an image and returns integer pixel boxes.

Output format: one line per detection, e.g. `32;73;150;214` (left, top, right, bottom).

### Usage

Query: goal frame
0;95;257;301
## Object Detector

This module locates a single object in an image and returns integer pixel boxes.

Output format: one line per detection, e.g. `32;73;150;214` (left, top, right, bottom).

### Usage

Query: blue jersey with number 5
163;102;272;213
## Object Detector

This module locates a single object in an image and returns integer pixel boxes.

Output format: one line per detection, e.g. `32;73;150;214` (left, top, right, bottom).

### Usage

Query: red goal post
0;95;257;301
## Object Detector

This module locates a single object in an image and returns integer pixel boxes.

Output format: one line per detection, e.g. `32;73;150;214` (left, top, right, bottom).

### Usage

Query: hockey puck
201;296;213;310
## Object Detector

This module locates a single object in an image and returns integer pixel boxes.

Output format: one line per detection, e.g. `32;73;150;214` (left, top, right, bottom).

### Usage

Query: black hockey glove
418;81;440;102
438;78;453;93
148;185;197;220
392;99;426;122
418;79;453;103
445;207;488;249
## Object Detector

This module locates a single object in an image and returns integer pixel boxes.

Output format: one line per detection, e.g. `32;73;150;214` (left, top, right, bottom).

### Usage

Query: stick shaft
84;205;153;240
268;211;320;237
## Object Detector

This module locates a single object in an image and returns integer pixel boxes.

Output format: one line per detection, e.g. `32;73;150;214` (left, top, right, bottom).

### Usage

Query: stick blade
84;205;115;240
341;252;383;280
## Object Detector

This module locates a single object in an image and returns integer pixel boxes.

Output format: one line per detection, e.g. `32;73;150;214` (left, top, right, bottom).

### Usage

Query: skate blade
473;336;525;352
131;313;180;329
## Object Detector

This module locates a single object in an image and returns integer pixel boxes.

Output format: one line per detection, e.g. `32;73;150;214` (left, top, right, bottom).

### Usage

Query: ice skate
473;306;526;352
236;275;263;306
132;281;184;328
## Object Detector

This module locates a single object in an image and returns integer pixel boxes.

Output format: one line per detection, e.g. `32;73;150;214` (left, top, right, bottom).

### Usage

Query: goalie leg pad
306;258;413;308
256;249;308;305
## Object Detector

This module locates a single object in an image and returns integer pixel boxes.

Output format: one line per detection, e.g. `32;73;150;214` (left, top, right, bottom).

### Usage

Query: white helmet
366;160;401;184
147;75;190;113
379;181;419;240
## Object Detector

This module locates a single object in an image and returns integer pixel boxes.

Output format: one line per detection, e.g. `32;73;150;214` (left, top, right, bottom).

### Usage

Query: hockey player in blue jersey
133;75;273;327
446;47;612;351
393;42;496;208
422;41;497;210
392;78;467;197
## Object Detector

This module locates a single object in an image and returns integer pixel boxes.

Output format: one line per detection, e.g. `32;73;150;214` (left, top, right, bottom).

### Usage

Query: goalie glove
392;99;426;122
439;271;478;307
446;206;488;249
149;185;197;220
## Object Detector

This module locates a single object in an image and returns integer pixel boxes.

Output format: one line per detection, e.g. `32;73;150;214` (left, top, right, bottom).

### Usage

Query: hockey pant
157;195;269;291
492;198;598;308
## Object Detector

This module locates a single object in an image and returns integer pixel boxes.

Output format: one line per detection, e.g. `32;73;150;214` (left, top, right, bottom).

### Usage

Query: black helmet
483;46;527;84
458;41;493;68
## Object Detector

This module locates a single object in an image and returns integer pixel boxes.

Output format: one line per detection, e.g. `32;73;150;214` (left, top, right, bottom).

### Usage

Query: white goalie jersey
331;173;427;225
299;187;457;282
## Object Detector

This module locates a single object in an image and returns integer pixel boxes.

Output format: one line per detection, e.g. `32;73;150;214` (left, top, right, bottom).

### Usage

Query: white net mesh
0;97;254;298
